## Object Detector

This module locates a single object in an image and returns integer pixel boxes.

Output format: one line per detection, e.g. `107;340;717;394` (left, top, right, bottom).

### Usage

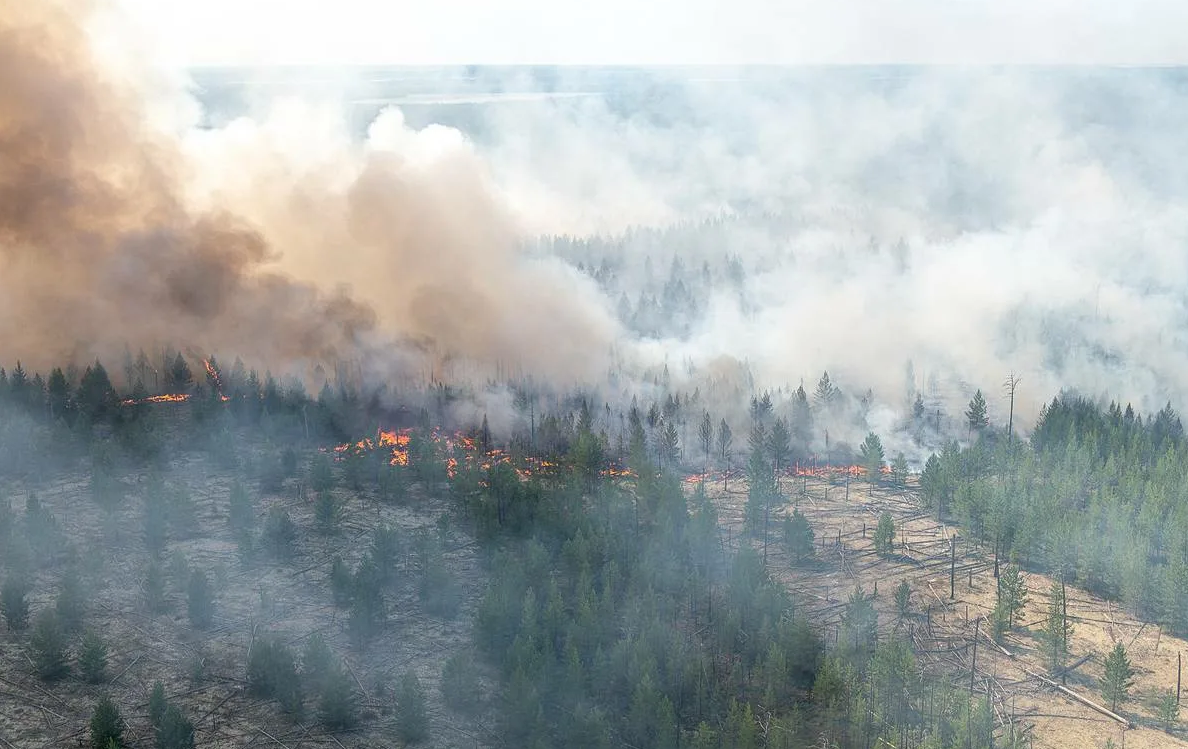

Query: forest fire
330;426;634;481
203;359;231;402
119;393;192;406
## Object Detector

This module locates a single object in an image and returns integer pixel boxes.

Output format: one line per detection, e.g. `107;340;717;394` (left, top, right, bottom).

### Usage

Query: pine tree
262;506;297;558
301;633;333;694
813;371;839;411
894;581;911;622
186;569;214;630
768;417;791;478
965;389;989;436
329;556;353;608
246;636;303;716
78;630;109;683
89;696;125;749
155;704;195;749
1;576;30;631
441;650;482;712
143;561;168;614
698;411;713;471
658;420;679;472
318;664;358;730
996;565;1028;629
395;671;429;743
840;586;878;660
716;419;733;489
314;491;340;535
168;354;192;393
1158;689;1179;728
227;481;255;533
30;609;69;681
874;512;895;556
56;568;86;634
859;433;885;492
791;385;813;445
149;681;168;729
1101;642;1134;712
784;508;814;564
891;452;909;487
1045;579;1074;675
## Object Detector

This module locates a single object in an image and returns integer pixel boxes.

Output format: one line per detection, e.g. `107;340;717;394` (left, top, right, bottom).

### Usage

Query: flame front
329;427;634;481
120;393;192;406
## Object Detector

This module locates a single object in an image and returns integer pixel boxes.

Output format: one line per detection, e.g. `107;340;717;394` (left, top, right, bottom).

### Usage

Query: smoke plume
0;1;619;383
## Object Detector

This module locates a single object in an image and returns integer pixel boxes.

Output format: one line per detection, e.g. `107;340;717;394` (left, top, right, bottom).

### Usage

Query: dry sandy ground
698;470;1188;749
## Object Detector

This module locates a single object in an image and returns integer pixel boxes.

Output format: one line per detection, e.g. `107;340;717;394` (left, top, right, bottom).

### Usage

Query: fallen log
1020;666;1132;729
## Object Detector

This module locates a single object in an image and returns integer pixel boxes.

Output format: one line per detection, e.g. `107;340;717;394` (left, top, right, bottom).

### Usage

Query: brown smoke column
0;0;620;384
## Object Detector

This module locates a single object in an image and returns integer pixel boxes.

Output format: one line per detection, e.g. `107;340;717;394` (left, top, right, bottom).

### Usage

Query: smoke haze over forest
6;1;1188;438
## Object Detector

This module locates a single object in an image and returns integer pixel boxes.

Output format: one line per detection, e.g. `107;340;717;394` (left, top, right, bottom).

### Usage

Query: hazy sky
118;0;1188;67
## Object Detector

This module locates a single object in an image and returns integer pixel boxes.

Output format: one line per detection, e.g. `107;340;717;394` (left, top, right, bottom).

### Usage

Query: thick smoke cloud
470;70;1188;423
7;0;1188;439
0;1;619;384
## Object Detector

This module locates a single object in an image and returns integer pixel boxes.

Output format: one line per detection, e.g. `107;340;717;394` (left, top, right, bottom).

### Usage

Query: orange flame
202;359;231;402
120;393;191;406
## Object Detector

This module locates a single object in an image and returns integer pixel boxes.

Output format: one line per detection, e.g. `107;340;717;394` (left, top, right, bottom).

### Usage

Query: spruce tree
1045;579;1074;675
155;704;195;749
186;569;214;630
78;630;109;683
1101;642;1134;711
395;671;429;743
30;609;69;681
873;512;895;556
441;650;482;712
56;568;86;634
859;433;885;492
149;681;168;729
698;411;713;471
90;696;125;749
1;576;30;631
143;561;168;614
965;389;989;436
784;508;814;564
318;664;357;730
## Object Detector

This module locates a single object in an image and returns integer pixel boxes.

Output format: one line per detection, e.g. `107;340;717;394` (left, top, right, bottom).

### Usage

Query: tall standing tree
698;411;713;472
813;371;840;412
89;697;125;749
791;385;813;446
716;419;733;491
186;570;214;630
167;353;192;394
767;418;791;492
965;389;989;438
1;576;30;631
996;565;1028;630
873;512;895;556
30;610;69;681
1101;642;1134;712
1045;579;1074;676
47;367;71;421
784;509;814;565
859;433;885;495
659;421;679;473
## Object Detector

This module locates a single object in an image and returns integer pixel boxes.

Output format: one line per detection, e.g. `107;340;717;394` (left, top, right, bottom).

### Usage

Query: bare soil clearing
702;471;1188;749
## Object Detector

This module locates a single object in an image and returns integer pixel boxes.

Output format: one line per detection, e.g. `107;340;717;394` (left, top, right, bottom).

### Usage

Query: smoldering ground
6;0;1188;441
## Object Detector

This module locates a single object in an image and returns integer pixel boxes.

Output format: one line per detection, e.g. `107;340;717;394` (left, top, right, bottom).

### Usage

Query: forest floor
0;446;498;748
699;470;1188;749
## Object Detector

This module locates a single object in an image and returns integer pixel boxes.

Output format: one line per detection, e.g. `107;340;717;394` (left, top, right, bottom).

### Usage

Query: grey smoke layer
4;2;1187;436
